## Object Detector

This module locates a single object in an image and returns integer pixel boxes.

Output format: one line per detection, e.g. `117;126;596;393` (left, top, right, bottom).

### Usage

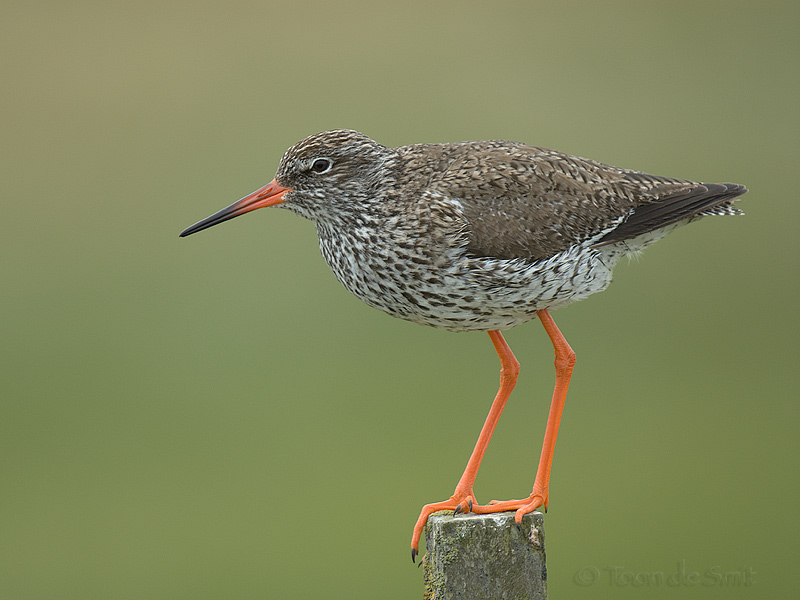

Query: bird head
179;129;392;237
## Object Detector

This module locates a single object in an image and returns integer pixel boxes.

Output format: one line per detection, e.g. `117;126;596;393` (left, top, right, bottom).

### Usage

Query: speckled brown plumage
201;129;742;331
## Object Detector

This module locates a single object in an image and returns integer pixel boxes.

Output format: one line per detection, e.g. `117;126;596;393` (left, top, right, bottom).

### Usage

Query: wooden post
423;511;546;600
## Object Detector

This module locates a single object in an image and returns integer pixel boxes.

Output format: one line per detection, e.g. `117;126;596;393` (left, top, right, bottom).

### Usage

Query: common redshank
180;129;746;561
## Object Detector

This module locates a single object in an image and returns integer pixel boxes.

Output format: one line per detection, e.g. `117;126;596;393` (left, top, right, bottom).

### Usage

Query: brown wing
409;141;745;261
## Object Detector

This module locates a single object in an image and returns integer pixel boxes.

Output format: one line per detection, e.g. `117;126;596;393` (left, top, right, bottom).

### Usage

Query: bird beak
179;179;291;237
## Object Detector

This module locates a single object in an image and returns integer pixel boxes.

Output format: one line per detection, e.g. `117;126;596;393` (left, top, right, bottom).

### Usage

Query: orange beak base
179;179;291;237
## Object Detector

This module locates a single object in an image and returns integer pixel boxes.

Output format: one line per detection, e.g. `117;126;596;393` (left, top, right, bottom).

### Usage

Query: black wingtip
595;180;749;247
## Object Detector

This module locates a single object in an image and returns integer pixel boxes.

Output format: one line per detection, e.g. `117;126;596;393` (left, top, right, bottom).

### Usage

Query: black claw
468;499;474;511
411;548;417;563
453;504;463;516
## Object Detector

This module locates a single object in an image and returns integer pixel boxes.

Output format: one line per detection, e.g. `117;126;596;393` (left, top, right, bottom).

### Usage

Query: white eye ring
310;157;333;174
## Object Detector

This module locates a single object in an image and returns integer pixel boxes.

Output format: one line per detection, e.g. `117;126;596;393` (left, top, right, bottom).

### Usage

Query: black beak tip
179;219;213;238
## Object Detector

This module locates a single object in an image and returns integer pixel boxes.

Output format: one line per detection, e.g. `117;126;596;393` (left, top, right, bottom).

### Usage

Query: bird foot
477;492;548;524
411;492;477;562
409;491;548;562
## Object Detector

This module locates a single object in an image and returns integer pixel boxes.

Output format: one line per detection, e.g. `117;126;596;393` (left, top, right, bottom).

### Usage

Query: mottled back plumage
276;130;744;255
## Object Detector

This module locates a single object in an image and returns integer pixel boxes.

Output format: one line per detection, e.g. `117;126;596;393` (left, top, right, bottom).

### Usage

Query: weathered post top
423;511;547;600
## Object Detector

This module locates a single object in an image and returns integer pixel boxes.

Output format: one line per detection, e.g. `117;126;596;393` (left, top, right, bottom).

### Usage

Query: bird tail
594;182;747;247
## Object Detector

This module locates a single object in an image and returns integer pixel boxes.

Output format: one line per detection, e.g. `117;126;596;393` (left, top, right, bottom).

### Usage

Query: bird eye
310;158;332;174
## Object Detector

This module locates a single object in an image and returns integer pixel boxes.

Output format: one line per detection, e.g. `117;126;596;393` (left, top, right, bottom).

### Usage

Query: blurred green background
2;1;797;598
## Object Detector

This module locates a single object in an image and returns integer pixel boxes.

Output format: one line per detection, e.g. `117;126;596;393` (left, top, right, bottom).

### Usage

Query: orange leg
475;308;575;522
410;309;575;562
410;329;519;562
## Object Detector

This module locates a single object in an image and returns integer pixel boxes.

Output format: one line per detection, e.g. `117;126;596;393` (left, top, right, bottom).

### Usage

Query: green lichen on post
423;511;546;600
